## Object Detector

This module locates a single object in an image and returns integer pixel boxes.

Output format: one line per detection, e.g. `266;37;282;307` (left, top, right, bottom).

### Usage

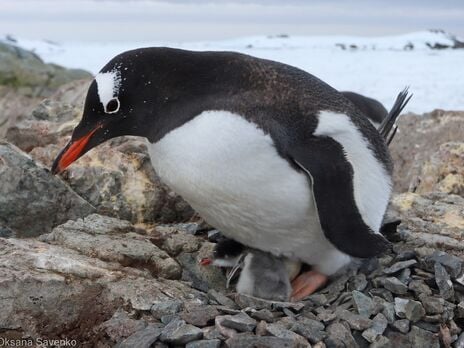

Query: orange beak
51;126;100;174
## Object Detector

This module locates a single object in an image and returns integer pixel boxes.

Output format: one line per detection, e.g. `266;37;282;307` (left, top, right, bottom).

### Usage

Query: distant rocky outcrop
0;41;91;97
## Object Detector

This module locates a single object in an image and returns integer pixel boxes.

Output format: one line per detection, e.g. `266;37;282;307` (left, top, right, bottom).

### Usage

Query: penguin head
52;47;217;174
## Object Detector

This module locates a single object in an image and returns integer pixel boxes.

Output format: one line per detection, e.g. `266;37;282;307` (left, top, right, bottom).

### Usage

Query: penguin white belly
148;110;350;275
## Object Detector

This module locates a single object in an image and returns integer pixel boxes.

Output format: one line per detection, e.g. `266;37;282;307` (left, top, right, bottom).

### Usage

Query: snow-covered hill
2;30;464;113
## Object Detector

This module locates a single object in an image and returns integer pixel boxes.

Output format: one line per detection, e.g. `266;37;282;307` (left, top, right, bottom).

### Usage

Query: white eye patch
95;70;122;114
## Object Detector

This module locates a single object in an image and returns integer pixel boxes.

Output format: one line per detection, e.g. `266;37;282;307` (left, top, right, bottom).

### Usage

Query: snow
3;31;464;113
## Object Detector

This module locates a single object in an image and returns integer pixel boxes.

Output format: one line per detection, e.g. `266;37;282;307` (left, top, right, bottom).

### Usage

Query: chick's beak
51;125;101;174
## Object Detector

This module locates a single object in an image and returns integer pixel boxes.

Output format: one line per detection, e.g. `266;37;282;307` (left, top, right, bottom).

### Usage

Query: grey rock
348;273;368;291
251;308;278;322
42;214;182;280
219;312;257;332
181;306;220;327
115;325;162;348
419;295;444;314
186;339;221;348
266;322;309;345
383;277;409;295
352;290;375;318
326;322;357;348
382;302;396;323
398;267;412;285
394;298;425;322
100;309;147;342
369;335;390;348
156;224;202;256
234;293;274;310
426;251;463;278
434;262;455;300
160;319;203;345
151;300;184;319
0;142;94;237
291;317;326;344
207;289;238;309
408;280;433;296
202;326;225;340
225;333;304;348
361;313;388;343
392;319;410;333
455;332;464;348
383;259;417;274
456;301;464;319
335;308;373;330
408;325;440;348
370;288;394;302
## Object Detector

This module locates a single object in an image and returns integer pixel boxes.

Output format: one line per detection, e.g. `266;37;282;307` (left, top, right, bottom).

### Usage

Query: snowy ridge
1;30;464;113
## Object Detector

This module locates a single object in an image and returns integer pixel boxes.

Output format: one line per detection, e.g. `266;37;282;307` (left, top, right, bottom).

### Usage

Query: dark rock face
0;142;94;236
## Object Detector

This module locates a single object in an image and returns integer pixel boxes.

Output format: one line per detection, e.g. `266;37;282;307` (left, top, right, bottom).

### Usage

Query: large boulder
412;142;464;197
390;110;464;192
0;141;94;237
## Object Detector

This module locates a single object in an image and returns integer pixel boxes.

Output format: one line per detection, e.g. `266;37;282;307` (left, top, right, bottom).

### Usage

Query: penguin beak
51;125;101;174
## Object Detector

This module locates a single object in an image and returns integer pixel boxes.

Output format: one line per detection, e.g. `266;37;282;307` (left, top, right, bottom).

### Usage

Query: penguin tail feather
378;87;412;145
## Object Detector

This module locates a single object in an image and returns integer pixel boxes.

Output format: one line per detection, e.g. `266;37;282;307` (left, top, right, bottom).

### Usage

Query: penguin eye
105;98;120;114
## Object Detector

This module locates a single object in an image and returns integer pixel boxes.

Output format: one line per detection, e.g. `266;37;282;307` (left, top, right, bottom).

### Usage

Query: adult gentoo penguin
52;48;410;301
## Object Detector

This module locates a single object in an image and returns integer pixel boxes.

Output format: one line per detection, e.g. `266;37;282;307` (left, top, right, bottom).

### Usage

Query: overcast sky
1;0;463;42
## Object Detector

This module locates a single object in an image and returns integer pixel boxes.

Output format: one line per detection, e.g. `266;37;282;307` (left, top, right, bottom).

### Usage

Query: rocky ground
1;42;464;347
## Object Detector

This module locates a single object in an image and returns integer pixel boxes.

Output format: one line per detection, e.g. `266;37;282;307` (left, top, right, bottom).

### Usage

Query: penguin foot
290;270;328;301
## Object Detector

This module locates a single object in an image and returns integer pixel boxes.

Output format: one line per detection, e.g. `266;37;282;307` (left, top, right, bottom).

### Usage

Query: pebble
185;339;221;348
352;290;375;318
383;277;408;295
395;298;425;322
181;306;220;327
408;325;440;348
159;319;203;345
292;317;326;344
369;335;390;348
434;262;455;300
218;312;257;332
425;251;463;278
382;302;396;323
455;332;464;348
265;322;309;345
408;279;433;296
456;301;464;318
418;295;444;314
115;325;162;348
326;322;357;348
348;274;368;291
361;313;388;343
207;289;238;308
383;259;417;274
151;299;183;320
225;333;304;348
392;319;410;333
335;308;373;330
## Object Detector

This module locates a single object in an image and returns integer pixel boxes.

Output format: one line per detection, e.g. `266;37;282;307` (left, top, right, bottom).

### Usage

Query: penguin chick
236;249;295;302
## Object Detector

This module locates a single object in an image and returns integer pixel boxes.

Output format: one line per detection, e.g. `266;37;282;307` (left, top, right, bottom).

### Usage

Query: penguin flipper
289;137;390;258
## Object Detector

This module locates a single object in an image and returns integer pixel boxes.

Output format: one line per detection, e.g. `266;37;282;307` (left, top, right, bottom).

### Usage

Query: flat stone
186;339;221;348
291;317;326;344
335;308;373;330
233;293;273;310
395;298;425;322
434;262;455;300
392;319;410;333
369;335;390;348
383;277;409;295
250;309;277;322
348;274;368;291
352;290;375;318
382;302;396;323
408;280;432;296
181;306;220;327
151;300;183;319
361;313;388;343
115;325;162;348
418;295;444;314
207;289;238;308
225;333;303;348
408;325;440;348
369;288;394;302
100;309;147;342
219;312;257;332
326;322;357;348
425;251;463;278
398;268;412;285
266;323;309;345
383;259;417;274
202;326;225;340
159;319;203;345
456;301;464;319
